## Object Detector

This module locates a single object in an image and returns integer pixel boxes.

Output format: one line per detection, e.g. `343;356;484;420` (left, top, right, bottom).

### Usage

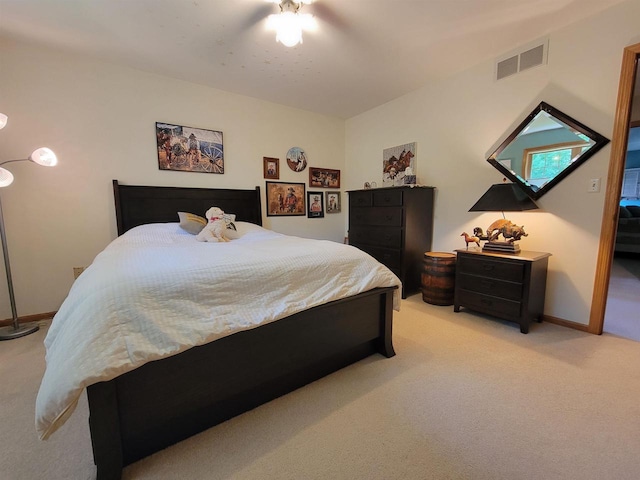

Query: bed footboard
87;287;396;480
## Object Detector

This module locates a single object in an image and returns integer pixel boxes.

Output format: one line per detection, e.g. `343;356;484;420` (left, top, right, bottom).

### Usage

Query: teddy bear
195;206;230;243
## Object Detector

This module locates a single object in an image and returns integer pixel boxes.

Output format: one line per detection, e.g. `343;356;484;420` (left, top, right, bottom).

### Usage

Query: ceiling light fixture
267;0;316;48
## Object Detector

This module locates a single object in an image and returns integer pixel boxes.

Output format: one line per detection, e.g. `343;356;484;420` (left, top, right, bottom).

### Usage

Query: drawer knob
480;298;493;306
482;264;495;271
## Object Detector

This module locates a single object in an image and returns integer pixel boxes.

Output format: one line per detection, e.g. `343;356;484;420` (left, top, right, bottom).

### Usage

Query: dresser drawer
373;189;403;206
349;227;402;248
353;244;402;270
457;255;524;282
350;207;403;227
457;290;522;320
349;190;373;207
457;273;523;301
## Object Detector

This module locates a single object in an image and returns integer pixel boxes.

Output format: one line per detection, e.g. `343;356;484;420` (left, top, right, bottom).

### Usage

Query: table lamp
469;182;539;254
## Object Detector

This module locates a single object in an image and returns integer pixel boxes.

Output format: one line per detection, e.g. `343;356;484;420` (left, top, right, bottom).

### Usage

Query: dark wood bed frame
86;181;396;480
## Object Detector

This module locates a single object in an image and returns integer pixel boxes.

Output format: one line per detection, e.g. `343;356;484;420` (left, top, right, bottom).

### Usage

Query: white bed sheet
36;222;401;440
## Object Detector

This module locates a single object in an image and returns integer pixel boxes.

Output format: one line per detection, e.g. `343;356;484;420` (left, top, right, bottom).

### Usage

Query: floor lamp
0;112;58;340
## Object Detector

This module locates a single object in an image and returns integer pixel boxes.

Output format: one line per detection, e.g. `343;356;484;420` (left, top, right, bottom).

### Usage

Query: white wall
345;0;640;325
0;38;346;318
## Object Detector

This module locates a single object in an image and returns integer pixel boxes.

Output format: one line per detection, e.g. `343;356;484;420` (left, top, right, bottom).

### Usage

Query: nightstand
453;249;551;333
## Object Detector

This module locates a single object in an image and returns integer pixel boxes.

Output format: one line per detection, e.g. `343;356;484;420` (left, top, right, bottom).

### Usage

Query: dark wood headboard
113;180;262;236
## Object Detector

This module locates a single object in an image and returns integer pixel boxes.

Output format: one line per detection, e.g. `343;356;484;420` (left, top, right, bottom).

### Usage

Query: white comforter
36;222;401;440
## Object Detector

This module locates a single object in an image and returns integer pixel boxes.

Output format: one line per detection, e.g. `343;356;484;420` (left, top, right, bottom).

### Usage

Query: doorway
590;43;640;336
603;125;640;341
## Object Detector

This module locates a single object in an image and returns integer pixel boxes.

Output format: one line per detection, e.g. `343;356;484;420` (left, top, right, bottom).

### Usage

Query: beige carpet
604;255;640;342
2;295;640;480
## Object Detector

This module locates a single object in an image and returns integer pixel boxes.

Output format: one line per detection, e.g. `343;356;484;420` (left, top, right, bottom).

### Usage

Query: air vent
495;38;548;81
496;56;518;80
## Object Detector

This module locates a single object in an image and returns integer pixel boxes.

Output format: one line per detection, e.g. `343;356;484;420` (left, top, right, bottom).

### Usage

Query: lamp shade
0;167;14;187
469;183;539;212
29;147;58;167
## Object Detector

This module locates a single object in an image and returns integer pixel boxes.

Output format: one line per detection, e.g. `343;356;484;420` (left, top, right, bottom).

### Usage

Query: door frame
589;42;640;334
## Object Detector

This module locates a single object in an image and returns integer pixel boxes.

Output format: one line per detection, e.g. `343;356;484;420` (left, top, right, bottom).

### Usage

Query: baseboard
0;312;56;327
543;314;590;332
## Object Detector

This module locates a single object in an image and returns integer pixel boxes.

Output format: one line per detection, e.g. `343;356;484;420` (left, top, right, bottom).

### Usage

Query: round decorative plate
286;147;308;172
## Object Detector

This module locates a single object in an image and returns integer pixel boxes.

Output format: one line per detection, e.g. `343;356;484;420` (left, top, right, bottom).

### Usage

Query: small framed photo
309;167;340;188
156;122;223;173
266;181;306;216
307;191;324;218
263;157;279;179
325;191;341;213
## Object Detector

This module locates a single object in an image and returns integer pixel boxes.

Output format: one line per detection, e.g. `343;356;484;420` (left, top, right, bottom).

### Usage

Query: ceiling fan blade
308;2;350;31
240;3;276;30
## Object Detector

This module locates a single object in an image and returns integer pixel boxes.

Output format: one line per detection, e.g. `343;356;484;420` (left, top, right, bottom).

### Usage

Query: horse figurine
461;232;480;249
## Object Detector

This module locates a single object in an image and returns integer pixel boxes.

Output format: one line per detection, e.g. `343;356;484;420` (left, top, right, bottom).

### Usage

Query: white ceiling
0;0;628;118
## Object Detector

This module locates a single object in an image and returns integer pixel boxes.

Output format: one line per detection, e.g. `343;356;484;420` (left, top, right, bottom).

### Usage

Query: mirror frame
487;101;610;200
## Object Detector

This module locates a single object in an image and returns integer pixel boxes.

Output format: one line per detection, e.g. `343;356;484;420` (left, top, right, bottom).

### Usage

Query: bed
37;180;400;480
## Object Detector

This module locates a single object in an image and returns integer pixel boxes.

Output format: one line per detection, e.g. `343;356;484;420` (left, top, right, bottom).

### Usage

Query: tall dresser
348;186;435;298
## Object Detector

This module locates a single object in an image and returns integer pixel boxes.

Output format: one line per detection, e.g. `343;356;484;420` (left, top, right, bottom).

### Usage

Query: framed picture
286;146;308;172
309;167;340;188
263;157;279;179
156;122;224;174
382;142;416;187
325;191;341;213
307;191;324;218
266;181;306;216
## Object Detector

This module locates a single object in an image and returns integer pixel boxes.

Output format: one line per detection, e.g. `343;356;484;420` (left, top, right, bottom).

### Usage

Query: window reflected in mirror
488;102;610;200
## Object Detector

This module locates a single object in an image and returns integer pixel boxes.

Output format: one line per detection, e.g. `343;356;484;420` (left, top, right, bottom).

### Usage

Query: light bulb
0;113;7;130
0;167;14;187
29;147;58;167
275;12;302;47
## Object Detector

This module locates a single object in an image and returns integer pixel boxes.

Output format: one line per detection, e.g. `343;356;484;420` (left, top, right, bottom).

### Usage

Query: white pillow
225;221;240;240
233;221;267;237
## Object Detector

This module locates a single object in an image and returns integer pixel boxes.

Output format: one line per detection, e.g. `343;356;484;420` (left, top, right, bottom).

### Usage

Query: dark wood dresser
348;186;435;298
453;249;551;333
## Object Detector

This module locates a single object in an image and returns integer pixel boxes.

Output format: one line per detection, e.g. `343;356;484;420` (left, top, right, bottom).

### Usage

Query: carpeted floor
604;254;640;342
615;253;640;280
2;296;640;480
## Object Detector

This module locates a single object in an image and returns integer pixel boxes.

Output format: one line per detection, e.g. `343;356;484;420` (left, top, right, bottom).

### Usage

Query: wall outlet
73;267;85;279
588;178;601;193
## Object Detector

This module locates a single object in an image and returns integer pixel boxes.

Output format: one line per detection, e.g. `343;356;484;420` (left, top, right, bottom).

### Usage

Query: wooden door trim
589;43;640;334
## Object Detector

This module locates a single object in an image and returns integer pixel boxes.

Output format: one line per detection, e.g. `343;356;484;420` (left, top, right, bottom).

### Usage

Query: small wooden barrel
421;252;456;306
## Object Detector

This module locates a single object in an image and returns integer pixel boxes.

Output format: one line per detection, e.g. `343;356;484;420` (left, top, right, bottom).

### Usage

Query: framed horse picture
382;142;416;187
156;122;224;174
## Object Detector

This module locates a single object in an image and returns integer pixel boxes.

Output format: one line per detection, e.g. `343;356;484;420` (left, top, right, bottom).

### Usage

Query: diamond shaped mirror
487;102;610;200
